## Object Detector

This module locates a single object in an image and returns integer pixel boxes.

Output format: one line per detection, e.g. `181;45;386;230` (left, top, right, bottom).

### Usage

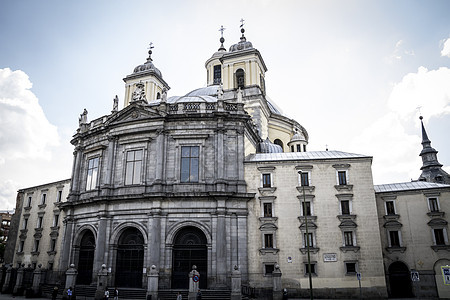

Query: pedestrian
67;287;73;300
104;287;110;299
177;291;182;300
114;287;119;300
52;286;58;300
196;289;202;300
282;288;288;300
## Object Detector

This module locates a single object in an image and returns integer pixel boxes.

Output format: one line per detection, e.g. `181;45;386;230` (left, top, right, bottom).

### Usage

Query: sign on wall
442;266;450;285
323;253;337;262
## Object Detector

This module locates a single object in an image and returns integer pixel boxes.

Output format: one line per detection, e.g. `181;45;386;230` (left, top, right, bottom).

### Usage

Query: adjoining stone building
3;25;450;299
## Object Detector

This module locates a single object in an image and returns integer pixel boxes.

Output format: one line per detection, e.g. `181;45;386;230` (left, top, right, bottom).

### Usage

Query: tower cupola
123;43;170;107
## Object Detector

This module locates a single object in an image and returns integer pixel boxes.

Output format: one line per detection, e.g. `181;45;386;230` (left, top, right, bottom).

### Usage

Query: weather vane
219;25;226;38
148;42;154;50
416;106;422;116
240;18;245;27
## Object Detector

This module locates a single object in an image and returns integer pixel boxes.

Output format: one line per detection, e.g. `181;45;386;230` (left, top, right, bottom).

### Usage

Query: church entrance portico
171;226;208;289
114;227;145;288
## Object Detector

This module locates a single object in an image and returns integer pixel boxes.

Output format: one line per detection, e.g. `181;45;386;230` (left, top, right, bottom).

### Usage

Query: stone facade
245;153;387;298
375;182;450;299
3;27;450;299
6;179;70;271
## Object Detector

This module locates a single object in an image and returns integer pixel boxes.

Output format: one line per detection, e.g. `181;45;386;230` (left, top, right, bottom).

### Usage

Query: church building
3;24;450;299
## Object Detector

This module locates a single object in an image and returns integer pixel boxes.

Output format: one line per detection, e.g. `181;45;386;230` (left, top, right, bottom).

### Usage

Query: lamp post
299;171;313;300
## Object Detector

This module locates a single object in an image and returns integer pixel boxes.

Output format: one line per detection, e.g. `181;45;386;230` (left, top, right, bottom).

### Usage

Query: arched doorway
115;227;144;288
388;261;413;298
172;226;207;289
77;231;95;284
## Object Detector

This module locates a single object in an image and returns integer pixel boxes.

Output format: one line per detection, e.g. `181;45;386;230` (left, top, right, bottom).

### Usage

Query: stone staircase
158;289;231;300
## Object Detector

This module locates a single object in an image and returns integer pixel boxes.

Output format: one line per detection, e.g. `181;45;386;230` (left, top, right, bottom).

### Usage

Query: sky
1;0;450;210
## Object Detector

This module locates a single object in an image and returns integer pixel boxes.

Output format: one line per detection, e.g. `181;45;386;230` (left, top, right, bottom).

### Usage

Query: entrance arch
77;230;95;285
388;261;413;298
172;226;207;289
115;227;144;288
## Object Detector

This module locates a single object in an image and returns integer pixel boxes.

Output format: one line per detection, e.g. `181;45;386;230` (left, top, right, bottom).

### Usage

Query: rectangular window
265;264;275;275
304;263;316;275
300;172;309;186
181;146;199;183
213;65;221;84
263;203;273;217
125;150;143;185
345;262;357;274
264;234;274;248
57;190;62;202
50;239;56;252
297;144;301;152
53;215;59;227
27;196;32;207
303;145;306;152
37;216;43;229
23;218;28;230
389;231;400;247
341;200;350;215
41;193;46;205
19;241;24;252
429;198;439;212
302;201;311;216
34;240;40;252
386;201;396;215
344;231;354;246
304;232;314;247
338;171;347;185
434;229;446;245
291;145;294;152
86;157;99;190
262;173;271;188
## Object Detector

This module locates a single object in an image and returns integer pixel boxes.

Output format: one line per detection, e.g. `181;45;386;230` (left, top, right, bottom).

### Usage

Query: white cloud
350;113;420;184
441;38;450;57
0;180;20;211
388;66;450;121
0;68;60;163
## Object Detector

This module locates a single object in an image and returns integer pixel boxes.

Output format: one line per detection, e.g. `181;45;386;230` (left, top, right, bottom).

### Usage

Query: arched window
274;139;284;151
236;69;245;89
156;92;161;99
213;65;221;84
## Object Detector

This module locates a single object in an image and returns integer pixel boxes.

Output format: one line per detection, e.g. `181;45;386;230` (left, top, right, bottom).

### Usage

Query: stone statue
218;84;224;100
132;82;146;102
237;87;243;103
161;88;167;103
112;95;119;112
79;109;88;125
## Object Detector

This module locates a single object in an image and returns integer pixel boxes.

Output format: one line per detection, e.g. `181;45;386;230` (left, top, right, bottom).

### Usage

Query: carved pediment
259;223;278;231
427;218;448;227
105;104;163;127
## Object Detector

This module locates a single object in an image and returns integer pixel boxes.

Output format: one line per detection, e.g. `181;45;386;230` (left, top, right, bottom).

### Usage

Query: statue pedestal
147;265;159;300
231;266;242;300
188;265;200;300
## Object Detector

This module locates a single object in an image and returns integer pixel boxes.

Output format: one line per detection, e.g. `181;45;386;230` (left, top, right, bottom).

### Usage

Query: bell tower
123;43;170;107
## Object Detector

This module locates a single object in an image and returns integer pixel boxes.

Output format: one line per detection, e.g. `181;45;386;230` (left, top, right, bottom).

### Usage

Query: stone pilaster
231;265;242;300
272;265;282;300
146;265;159;300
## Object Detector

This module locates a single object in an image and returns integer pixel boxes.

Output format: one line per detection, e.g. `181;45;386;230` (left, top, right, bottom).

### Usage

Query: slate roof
245;151;371;162
374;181;450;193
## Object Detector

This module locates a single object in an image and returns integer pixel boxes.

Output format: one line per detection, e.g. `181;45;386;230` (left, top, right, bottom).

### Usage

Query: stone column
154;130;165;191
95;264;108;300
188;265;200;300
93;214;108;277
231;265;242;300
104;136;116;187
13;264;25;295
272;264;282;300
70;147;83;193
2;264;13;293
60;216;75;270
146;265;159;300
65;264;78;290
148;208;161;267
216;199;227;287
32;264;44;296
